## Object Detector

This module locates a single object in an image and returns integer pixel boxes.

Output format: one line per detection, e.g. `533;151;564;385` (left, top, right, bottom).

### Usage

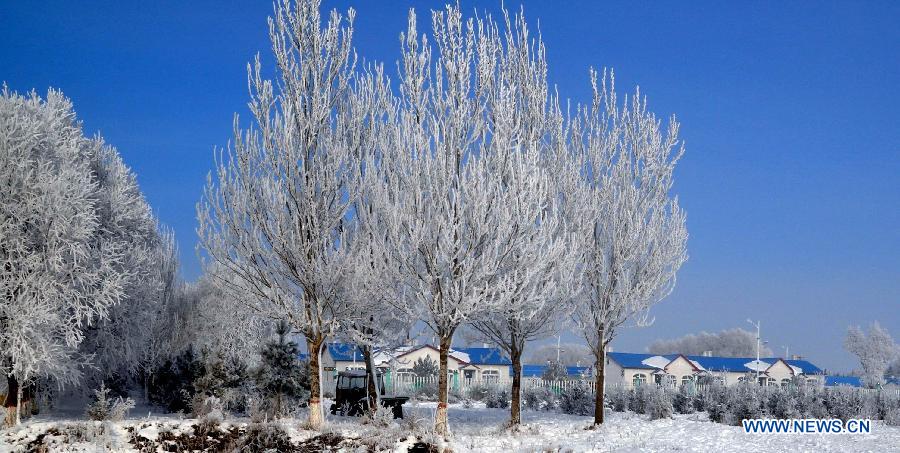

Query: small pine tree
412;356;439;378
149;348;204;412
542;360;569;382
194;352;229;399
646;386;674;420
255;320;309;417
673;385;696;414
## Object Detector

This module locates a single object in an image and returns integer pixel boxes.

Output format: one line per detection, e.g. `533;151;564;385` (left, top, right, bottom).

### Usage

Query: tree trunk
435;336;451;437
593;342;606;426
3;375;17;427
306;336;325;430
16;383;23;424
143;372;150;404
362;345;379;416
509;344;522;427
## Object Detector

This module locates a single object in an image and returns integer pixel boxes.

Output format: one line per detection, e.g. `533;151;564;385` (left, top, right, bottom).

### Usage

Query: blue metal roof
325;343;365;362
606;352;824;375
825;375;862;387
521;364;592;378
453;347;512;366
824;376;900;387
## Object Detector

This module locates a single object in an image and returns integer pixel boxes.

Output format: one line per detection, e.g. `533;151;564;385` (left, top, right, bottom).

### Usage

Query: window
632;373;647;387
655;374;676;386
714;376;725;385
337;376;366;390
482;370;500;382
780;378;791;388
681;376;693;386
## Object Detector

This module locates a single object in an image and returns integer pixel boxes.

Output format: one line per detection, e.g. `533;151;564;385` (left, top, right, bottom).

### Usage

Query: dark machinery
328;370;408;418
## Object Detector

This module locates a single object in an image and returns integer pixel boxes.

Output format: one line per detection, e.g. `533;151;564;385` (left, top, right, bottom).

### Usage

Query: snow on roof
688;360;706;371
641;355;672;369
743;360;771;372
449;349;471;364
789;364;803;375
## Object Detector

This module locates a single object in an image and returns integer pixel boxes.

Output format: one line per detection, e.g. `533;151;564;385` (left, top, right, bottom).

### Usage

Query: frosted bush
871;390;900;421
559;381;595;416
192;394;226;434
724;383;767;425
766;388;800;419
485;388;510;409
361;403;397;428
698;383;726;415
796;386;828;419
241;421;294;451
522;386;557;411
645;386;674;420
673;385;695;414
884;408;900;427
467;383;493;402
629;386;647;414
85;384;135;422
606;386;628;412
824;387;864;422
412;381;438;401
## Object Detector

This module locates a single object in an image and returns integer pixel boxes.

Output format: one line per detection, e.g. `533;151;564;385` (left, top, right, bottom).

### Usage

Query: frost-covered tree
887;358;900;379
338;66;413;415
465;8;578;427
177;267;272;365
76;147;173;386
197;0;374;429
0;88;136;426
365;5;554;435
134;231;181;399
845;322;899;388
569;71;688;426
648;328;773;357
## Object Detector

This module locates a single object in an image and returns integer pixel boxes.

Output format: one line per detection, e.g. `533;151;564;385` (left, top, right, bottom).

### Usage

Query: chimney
791;354;803;361
483;343;488;348
702;351;713;357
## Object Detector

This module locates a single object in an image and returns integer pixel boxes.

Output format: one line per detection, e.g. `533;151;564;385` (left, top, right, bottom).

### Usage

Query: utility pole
747;319;761;383
783;345;789;359
556;335;564;363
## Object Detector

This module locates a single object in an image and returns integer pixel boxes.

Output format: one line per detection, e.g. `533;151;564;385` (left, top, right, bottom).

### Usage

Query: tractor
328;369;408;418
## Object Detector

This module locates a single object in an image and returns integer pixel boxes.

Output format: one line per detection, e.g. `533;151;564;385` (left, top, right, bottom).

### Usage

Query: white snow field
2;401;898;452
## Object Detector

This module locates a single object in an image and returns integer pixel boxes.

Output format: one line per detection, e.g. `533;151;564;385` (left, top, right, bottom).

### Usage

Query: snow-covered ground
2;400;898;452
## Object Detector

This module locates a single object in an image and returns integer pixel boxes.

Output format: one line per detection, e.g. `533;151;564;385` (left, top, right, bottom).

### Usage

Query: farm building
605;352;825;387
316;343;514;391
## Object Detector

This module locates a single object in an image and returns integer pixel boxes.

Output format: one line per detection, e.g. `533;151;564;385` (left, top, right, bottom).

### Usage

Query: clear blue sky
2;1;898;372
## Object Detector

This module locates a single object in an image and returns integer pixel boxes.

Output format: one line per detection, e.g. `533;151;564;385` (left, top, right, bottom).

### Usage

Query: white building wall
604;357;625;386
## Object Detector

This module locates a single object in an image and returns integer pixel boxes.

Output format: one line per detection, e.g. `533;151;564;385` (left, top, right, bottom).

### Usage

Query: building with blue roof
825;375;862;387
522;364;592;379
824;375;900;388
315;343;515;387
605;351;825;388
